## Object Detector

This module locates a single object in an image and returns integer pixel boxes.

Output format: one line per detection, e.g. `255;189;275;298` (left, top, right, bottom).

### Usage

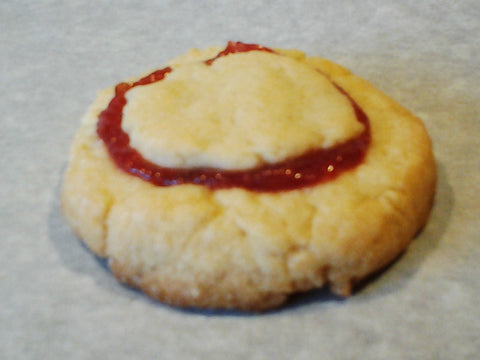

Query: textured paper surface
1;1;479;359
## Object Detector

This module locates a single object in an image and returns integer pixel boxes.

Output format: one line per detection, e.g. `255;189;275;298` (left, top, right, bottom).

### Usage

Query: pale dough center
122;51;364;169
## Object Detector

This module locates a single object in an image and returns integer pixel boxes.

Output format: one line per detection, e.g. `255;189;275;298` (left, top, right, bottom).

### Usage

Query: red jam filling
97;42;370;192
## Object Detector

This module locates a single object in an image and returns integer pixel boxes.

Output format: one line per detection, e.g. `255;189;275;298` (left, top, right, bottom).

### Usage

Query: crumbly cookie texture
123;50;363;169
62;45;436;311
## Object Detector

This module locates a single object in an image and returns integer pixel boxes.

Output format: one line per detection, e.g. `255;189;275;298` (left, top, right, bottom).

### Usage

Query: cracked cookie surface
61;45;436;311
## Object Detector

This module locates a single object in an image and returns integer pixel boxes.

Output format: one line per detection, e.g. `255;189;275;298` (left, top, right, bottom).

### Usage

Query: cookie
61;42;436;311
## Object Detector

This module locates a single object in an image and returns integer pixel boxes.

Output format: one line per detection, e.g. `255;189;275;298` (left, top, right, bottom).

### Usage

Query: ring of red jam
97;42;370;192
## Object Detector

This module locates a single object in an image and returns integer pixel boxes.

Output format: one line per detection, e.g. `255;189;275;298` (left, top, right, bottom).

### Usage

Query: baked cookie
61;42;436;311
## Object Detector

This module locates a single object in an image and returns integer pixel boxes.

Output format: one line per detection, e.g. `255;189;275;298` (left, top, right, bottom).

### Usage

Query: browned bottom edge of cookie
107;259;383;312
